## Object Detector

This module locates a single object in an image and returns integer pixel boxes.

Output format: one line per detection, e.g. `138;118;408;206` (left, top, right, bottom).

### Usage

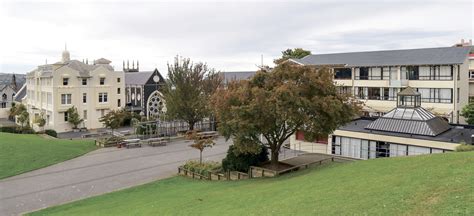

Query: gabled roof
14;84;27;102
365;107;451;136
292;46;471;67
125;71;154;85
220;71;256;84
46;59;115;77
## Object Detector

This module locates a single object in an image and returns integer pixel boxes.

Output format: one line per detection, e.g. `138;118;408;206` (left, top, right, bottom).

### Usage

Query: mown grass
30;151;474;215
0;132;96;179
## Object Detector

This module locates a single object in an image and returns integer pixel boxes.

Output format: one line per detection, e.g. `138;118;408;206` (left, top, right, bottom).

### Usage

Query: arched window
2;93;7;101
147;91;166;119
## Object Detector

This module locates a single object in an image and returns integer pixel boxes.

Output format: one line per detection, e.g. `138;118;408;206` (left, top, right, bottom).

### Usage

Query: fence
249;155;357;178
178;167;249;181
137;120;217;139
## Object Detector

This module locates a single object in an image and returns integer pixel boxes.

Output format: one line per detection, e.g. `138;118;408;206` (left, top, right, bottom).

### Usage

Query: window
63;78;69;86
356;87;367;99
367;87;381;100
100;78;105;85
61;94;72;105
117;88;121;94
82;78;87;85
118;99;121;107
403;66;419;80
337;86;351;95
98;93;108;103
470;70;474;79
117;77;121;83
83;93;87;103
457;66;460;80
83;110;87;120
64;112;69;122
418;66;453;80
47;93;52;105
417;88;452;103
358;67;369;80
457;88;460;103
334;68;352;79
355;67;388;80
469;97;474;103
100;109;105;117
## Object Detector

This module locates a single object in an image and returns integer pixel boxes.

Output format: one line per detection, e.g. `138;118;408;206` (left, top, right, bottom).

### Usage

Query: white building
24;49;125;132
289;44;474;155
290;46;473;124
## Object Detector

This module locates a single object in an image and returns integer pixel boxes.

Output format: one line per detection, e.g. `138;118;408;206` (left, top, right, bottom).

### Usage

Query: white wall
0;108;9;118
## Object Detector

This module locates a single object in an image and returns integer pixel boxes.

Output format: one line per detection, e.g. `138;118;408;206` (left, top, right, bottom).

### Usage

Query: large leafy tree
162;56;222;131
460;103;474;125
274;48;312;64
212;63;361;166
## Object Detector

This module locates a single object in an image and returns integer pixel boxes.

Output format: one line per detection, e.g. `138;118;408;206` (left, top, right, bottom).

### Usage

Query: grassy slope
30;151;473;216
0;133;96;179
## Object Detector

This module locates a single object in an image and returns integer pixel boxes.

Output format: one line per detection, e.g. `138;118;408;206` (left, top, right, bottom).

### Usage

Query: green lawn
0;132;96;179
30;151;473;216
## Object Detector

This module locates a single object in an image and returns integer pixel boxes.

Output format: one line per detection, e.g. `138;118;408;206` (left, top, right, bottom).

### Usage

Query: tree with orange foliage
211;63;361;167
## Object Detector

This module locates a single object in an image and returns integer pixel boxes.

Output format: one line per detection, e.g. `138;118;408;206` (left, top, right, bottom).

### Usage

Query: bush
455;144;474;152
182;160;221;176
45;129;58;138
0;126;18;133
19;126;35;134
222;145;269;173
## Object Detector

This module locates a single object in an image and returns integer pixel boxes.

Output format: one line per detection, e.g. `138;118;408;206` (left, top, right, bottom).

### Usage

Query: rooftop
292;46;472;67
219;71;256;84
339;117;472;144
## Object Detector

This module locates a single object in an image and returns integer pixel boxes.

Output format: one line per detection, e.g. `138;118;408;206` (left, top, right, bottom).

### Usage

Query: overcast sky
0;0;472;74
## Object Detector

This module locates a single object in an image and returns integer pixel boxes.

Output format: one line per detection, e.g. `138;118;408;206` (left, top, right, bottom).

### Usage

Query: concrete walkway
0;137;232;216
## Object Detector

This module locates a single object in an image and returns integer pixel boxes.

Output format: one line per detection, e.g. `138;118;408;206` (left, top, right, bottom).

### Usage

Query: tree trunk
199;150;203;164
189;122;195;131
270;148;279;166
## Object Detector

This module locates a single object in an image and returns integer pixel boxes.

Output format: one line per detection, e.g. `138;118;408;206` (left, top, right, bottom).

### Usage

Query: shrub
19;126;35;134
182;160;221;176
45;129;58;138
222;145;269;173
455;144;474;152
0;126;18;133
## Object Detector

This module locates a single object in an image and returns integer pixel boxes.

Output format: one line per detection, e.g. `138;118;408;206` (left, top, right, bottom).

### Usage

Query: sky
0;0;472;75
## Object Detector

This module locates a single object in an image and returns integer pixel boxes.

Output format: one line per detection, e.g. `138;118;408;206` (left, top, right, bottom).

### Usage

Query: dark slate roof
292;46;471;67
220;71;256;84
365;107;451;136
125;71;154;85
339;118;473;144
0;73;26;87
47;59;114;77
14;84;27;102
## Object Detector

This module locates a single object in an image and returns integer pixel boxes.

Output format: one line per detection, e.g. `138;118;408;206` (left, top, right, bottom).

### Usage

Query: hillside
30;151;474;215
0;133;96;179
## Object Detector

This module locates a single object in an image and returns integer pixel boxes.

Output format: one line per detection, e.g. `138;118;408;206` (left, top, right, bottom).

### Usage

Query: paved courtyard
0;137;233;215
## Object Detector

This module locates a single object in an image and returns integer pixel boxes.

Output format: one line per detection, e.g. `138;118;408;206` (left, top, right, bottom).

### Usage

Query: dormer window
63;78;69;86
100;78;105;85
